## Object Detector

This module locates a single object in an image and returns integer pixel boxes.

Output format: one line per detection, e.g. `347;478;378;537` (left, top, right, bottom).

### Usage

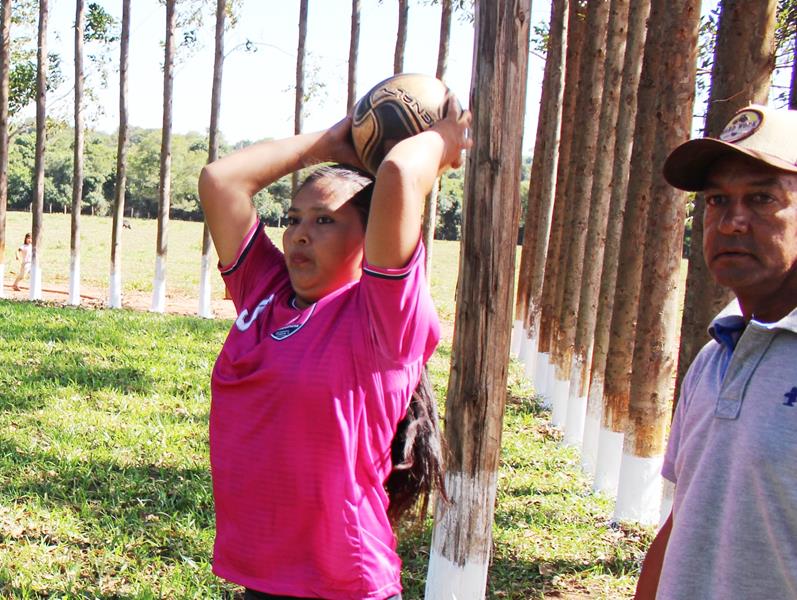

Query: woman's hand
431;94;472;174
318;116;367;171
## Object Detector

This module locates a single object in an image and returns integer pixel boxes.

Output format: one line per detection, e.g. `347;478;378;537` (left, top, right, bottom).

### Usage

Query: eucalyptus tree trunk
520;0;568;388
425;1;530;597
422;0;453;280
594;0;664;496
675;0;776;403
347;0;361;111
556;0;611;446
0;1;9;297
110;0;130;308
199;0;226;319
69;0;85;306
582;0;651;478
30;0;48;300
393;0;408;74
565;0;630;452
615;0;700;525
151;0;176;313
537;0;585;418
537;0;586;426
291;0;308;198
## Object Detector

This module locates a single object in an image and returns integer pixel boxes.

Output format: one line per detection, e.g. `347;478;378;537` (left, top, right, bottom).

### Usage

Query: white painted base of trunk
109;266;122;308
150;256;166;313
581;411;600;477
522;336;537;383
593;426;623;496
425;472;496;600
534;351;550;406
659;477;674;525
68;254;80;306
613;452;663;525
197;254;213;319
563;355;587;448
550;374;570;428
0;263;5;298
29;261;42;300
546;361;557;406
510;319;523;357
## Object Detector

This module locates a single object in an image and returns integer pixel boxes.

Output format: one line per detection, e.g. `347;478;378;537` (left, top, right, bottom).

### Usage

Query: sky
41;0;553;152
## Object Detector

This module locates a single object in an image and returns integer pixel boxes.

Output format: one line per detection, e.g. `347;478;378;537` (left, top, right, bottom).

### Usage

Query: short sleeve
220;220;287;313
359;241;440;365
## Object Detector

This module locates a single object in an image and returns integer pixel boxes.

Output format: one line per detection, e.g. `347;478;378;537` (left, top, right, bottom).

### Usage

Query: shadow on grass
0;436;214;556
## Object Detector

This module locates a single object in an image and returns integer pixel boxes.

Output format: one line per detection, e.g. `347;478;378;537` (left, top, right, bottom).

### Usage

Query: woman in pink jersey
199;96;471;600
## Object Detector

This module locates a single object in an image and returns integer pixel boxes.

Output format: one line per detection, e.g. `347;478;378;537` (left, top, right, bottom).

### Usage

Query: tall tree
152;0;176;312
393;0;408;74
582;0;651;477
69;0;85;306
421;0;453;278
675;0;776;403
29;0;48;300
199;0;226;319
291;0;308;198
110;0;130;309
521;0;568;385
556;0;611;447
425;1;530;597
0;1;9;297
536;0;585;418
594;0;663;495
347;0;360;111
614;0;700;524
565;0;630;451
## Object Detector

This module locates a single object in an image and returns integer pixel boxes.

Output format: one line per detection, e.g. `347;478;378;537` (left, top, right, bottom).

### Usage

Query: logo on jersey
235;293;275;332
271;324;302;340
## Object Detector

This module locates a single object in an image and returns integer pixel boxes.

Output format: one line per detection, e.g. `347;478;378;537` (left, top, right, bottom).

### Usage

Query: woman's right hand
317;116;367;171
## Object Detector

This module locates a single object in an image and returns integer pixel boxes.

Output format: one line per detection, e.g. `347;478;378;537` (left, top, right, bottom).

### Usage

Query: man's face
703;155;797;315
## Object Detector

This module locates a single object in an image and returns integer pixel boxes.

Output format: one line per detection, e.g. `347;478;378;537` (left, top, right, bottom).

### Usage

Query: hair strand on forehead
299;164;375;226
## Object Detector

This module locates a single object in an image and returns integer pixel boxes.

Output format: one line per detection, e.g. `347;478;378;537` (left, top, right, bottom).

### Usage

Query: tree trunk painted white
109;264;122;308
563;353;587;447
522;334;537;383
550;368;570;428
68;251;80;305
425;472;497;600
613;452;663;525
29;258;42;300
533;349;550;407
151;255;166;313
593;426;623;495
198;252;213;318
0;264;4;297
581;372;604;476
510;319;523;357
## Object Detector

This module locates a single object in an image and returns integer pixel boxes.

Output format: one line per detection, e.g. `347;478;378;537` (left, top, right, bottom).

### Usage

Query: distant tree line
5;119;494;241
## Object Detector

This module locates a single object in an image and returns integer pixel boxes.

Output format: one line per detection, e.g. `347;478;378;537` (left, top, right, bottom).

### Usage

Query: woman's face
282;176;366;307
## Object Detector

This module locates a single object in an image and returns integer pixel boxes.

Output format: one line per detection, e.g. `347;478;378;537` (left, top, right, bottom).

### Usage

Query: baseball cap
663;104;797;191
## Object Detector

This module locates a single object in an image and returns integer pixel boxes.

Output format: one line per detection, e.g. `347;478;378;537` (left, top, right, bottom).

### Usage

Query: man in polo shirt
635;104;797;599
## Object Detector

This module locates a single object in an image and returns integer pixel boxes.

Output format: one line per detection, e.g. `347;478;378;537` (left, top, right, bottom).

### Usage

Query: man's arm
634;511;673;599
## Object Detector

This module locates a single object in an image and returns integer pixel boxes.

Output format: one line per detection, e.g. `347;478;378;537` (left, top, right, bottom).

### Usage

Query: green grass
0;211;653;598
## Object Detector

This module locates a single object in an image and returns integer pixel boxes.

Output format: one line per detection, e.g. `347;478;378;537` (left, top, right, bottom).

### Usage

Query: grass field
0;211;653;598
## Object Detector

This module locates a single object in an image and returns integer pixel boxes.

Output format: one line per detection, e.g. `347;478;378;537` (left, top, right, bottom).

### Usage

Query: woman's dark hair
302;164;448;522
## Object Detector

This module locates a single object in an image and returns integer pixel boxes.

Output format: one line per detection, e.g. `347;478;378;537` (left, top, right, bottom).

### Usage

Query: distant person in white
12;233;32;291
635;104;797;599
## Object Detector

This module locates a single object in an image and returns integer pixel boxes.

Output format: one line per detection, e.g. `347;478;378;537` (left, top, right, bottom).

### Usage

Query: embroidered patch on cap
719;109;763;143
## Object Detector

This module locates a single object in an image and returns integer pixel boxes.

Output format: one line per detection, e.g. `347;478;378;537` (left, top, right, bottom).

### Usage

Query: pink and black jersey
210;221;440;599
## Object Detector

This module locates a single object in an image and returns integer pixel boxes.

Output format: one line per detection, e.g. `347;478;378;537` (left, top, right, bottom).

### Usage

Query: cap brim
663;138;797;192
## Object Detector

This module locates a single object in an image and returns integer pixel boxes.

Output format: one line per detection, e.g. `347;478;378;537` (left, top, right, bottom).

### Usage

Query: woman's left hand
431;94;472;174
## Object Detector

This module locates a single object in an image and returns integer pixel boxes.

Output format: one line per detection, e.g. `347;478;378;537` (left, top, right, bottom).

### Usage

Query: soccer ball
351;73;455;175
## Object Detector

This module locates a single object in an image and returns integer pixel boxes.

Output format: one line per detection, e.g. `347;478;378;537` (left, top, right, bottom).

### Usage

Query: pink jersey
210;221;440;599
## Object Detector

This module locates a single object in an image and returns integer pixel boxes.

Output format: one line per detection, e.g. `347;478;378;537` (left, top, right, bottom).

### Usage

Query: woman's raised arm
365;95;471;269
199;119;362;266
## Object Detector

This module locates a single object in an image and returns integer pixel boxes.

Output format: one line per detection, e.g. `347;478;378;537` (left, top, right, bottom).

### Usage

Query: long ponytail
386;367;448;522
